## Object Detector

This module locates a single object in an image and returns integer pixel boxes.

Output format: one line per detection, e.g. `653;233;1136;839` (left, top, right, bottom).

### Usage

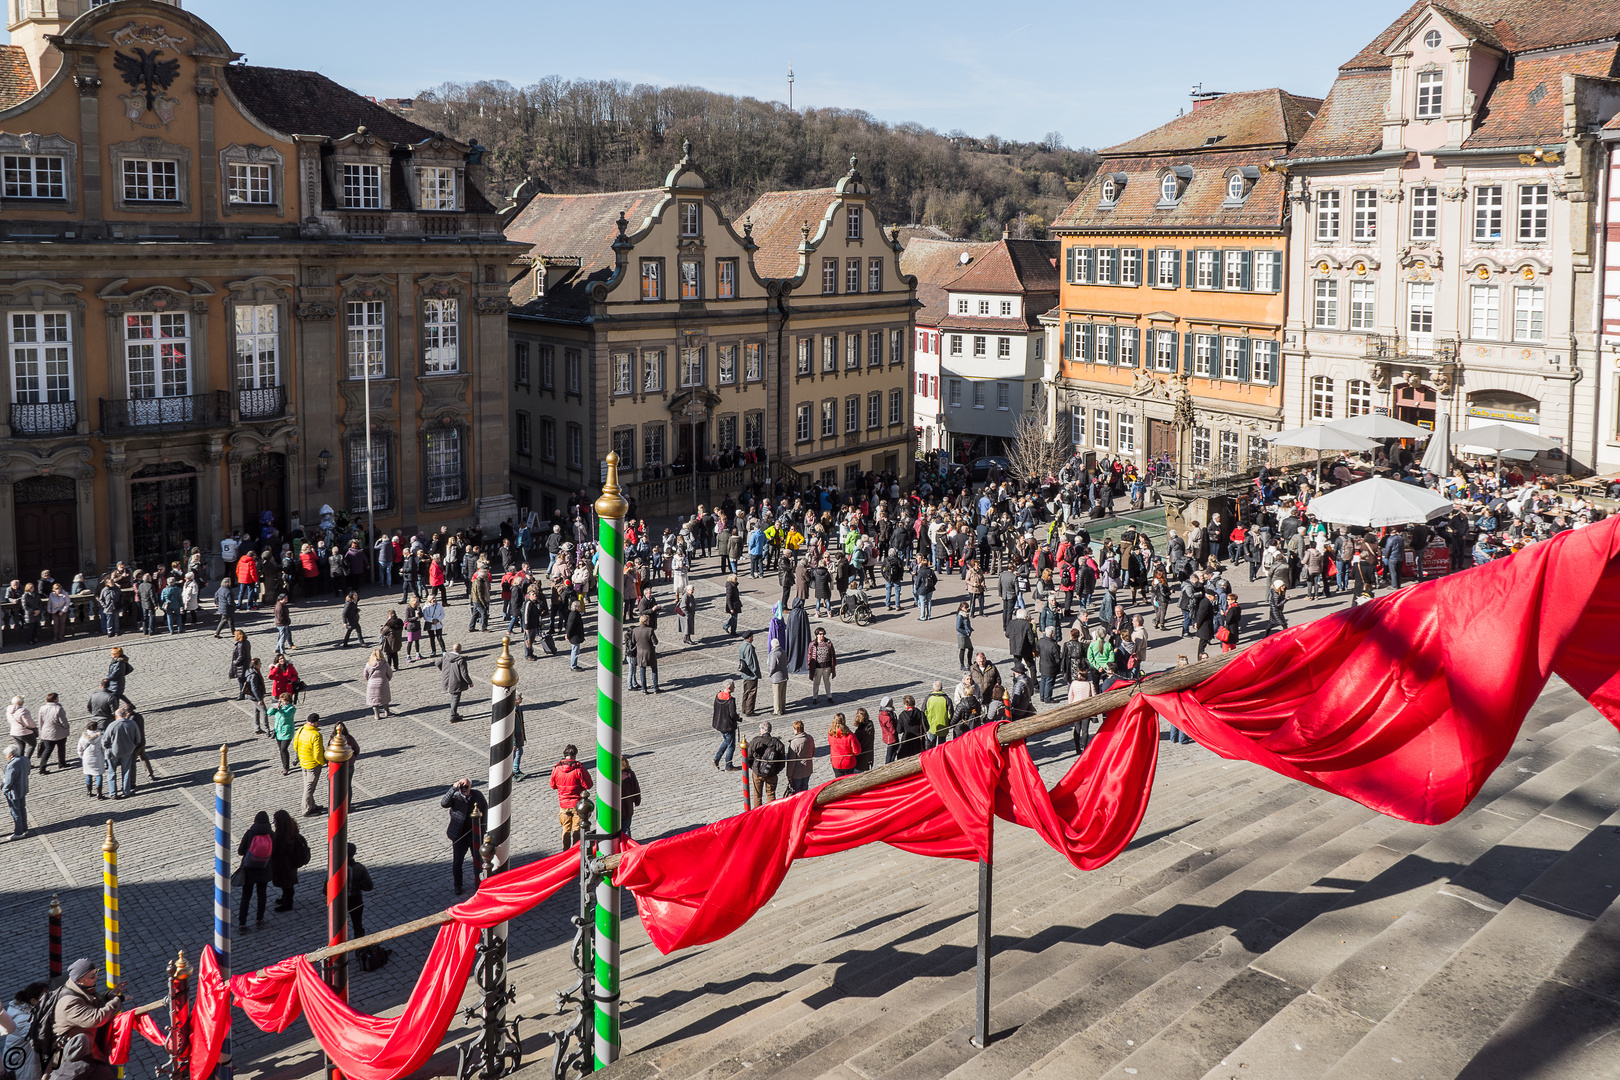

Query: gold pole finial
48;894;61;917
213;744;233;786
102;820;118;854
595;450;628;521
326;722;354;763
170;949;191;981
492;636;518;689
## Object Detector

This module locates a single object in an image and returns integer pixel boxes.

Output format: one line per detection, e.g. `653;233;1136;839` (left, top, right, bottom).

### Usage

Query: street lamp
316;449;331;489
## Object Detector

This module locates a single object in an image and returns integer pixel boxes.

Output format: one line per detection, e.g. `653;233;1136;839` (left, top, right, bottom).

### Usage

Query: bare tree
1006;407;1070;485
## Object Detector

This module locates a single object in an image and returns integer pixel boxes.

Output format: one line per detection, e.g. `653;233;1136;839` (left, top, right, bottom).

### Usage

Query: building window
640;259;662;301
1117;413;1135;452
234;304;278;390
612;352;632;394
1119;328;1137;368
1316;190;1340;241
1034;337;1044;361
514;342;530;385
1154;330;1177;372
424;427;464;503
1094;409;1110;449
565;349;582;394
1097;248;1117;285
348;434;390;511
1474;186;1503;241
1349;280;1375;329
868;330;883;367
1192;426;1210;466
345;300;384;379
845;395;859;432
957;299;968;314
1249;435;1270;465
949;334;963;356
417;166;456;211
566;423;583;469
889;387;903;425
516;411;531;455
1070;407;1085;444
999;300;1013;316
717;415;737;450
1471;284;1500;340
1347;379;1372;416
948;378;962;407
680;346;704;388
744;412;763;449
1352;189;1377;241
612;428;635;470
1193;333;1215;377
866;391;882;428
679;259;702;300
3;154;66;199
868;258;882;292
1313;279;1338;327
642;350;663;392
845;334;860;370
717;259;738;299
124;158;179;202
1223;250;1246;291
422;298;459;374
822;259;838;295
540;345;555;389
821;399;836;437
1415;69;1443;118
680;201;701;237
1254;251;1280;292
847;205;862;240
1411;186;1438;241
1196;250;1219;289
972;382;986;409
1251;339;1277;385
1219;429;1239;468
846;259;861;294
997;336;1011;359
1155;248;1179;286
1518;184;1548;242
9;312;73;409
1221;336;1242;380
1160;173;1179;203
1514;286;1545;342
1096;325;1115;365
973;335;987;357
643;423;665;465
341;163;381;209
994;382;1008;411
795;404;812;442
1227;173;1245;201
227;163;272;205
1310;375;1334;419
1120;247;1140;285
540;418;556;461
718;344;737;384
797;337;812;375
745;342;763;381
1408;282;1435;334
823;335;838;373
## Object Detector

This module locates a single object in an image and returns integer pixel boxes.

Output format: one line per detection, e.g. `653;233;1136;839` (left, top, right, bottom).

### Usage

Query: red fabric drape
446;844;581;928
107;945;229;1080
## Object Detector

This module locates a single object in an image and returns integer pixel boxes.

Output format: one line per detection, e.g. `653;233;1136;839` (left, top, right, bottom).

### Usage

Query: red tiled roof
1463;44;1618;147
1285;71;1389;160
737;188;840;277
224;66;437;144
1340;0;1620;71
1051;148;1290;233
0;45;37;111
945;239;1060;294
937;311;1054;333
1101;89;1322;156
898;237;997;325
505;189;667;270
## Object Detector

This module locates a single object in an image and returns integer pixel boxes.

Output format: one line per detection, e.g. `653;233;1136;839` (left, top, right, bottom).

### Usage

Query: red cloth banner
108;946;230;1080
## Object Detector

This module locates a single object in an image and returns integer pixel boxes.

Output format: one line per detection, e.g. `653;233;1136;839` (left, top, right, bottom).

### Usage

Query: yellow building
0;0;514;579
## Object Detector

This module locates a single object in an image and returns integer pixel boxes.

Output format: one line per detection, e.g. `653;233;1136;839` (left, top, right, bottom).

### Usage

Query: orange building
1048;89;1318;474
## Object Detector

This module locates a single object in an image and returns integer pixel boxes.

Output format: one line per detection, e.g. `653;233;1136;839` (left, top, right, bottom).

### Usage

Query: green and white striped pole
592;451;627;1068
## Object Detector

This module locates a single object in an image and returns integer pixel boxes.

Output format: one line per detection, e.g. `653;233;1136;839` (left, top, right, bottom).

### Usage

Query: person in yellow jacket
293;712;327;817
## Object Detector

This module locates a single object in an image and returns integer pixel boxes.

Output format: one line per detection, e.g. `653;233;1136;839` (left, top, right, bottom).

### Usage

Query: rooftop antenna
788;60;794;111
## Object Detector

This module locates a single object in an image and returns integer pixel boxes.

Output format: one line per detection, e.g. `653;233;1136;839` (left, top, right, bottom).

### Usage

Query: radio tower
788;61;794;111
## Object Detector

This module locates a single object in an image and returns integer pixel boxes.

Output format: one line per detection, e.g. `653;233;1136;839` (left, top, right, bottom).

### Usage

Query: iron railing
1364;333;1460;364
100;391;232;436
8;399;77;437
237;385;286;420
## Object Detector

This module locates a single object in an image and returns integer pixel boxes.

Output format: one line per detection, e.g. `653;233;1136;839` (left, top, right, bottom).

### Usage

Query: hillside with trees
402;79;1098;240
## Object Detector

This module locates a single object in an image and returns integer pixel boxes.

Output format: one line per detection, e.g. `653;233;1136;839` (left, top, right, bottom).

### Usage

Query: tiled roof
224;66;437;144
937;311;1054;333
737;188;841;277
1285;71;1389;160
945;239;1061;295
1463;44;1618;147
1101;89;1322;156
505;189;667;271
898;237;997;325
0;45;37;111
1340;0;1620;71
1051;148;1290;233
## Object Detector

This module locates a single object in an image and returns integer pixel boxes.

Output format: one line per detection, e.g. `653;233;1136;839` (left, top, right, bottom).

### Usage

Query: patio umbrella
1305;477;1456;528
1268;424;1379;489
1333;413;1429;440
1452;422;1560;483
1420;408;1450;476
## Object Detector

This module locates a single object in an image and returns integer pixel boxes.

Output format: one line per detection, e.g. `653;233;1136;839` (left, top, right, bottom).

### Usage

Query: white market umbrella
1304;476;1456;528
1333;413;1429;441
1420;408;1450;476
1268;424;1380;453
1450;423;1559;453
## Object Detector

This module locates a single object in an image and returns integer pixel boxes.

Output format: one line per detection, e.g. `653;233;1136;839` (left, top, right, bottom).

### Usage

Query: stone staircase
507;679;1620;1080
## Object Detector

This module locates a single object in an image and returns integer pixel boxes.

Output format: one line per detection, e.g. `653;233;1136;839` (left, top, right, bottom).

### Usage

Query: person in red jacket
549;744;593;850
826;713;860;777
235;550;259;609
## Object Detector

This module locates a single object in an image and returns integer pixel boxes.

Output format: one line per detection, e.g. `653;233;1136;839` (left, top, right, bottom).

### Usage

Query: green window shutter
1110;248;1122;285
1268;341;1281;385
1081;323;1094;361
1272;251;1285;292
1181;330;1192;373
1065;247;1076;283
1237;337;1251;381
1133;248;1145;286
1145;248;1157;285
1083;248;1097;284
1240;251;1254;291
1171;250;1182;288
1105;327;1117;365
1210;250;1223;290
1062;321;1071;359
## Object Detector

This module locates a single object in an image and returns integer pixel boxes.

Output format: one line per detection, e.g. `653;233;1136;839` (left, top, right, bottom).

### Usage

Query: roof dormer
1382;5;1504;153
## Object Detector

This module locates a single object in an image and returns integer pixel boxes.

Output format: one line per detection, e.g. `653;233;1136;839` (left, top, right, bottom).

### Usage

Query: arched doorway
130;462;197;570
14;476;78;585
1393;383;1437;429
240;452;287;540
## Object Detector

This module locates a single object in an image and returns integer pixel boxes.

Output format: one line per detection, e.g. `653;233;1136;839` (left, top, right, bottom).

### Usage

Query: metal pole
362;325;376;574
213;746;234;1080
48;894;61;979
740;737;751;811
165;950;193;1080
324;726;354;1080
103;820;121;1080
592;452;627;1070
969;836;994;1050
480;641;518;1079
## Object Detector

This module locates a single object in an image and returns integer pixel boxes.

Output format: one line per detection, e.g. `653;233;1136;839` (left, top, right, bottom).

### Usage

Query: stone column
76;68;104;229
201;437;225;556
196;78;220;233
105;443;129;568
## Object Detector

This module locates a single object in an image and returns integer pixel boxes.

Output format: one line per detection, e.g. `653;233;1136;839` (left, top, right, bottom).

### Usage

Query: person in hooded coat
783;597;812;675
767;602;786;656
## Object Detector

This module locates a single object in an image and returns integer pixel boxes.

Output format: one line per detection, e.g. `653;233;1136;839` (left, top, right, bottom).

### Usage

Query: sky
9;0;1404;148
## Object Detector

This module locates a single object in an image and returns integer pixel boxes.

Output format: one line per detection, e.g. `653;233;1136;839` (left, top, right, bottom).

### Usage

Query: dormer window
1416;69;1443;118
1227;174;1244;200
1101;178;1116;203
847;205;862;240
1423;29;1442;49
417;167;456;211
343;163;382;209
1160;173;1179;203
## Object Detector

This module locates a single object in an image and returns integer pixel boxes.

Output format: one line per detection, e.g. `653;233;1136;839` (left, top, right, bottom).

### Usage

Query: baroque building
898;235;995;457
1280;0;1620;470
0;0;513;581
1049;89;1319;473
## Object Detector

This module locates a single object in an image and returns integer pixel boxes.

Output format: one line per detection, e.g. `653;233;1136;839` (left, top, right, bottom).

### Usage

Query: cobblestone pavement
0;525;1362;1078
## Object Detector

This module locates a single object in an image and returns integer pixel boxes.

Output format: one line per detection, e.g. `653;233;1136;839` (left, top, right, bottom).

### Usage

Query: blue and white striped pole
213;746;234;1080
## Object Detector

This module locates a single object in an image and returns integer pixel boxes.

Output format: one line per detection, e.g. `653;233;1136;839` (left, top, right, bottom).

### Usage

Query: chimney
1190;84;1227;111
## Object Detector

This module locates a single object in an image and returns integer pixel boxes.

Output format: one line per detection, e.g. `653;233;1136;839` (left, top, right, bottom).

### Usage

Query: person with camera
50;960;123;1066
440;777;487;896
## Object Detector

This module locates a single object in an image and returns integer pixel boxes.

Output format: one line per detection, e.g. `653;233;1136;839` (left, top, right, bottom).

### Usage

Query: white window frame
1352;189;1378;241
1408;282;1435;334
1470;284;1500;340
1117;412;1135;453
641;259;662;301
822;259;838;295
612;352;632;395
125;311;191;403
1316;190;1341;241
9;311;73;405
422;298;459;374
1219;429;1240;469
680;201;701;237
3;154;66;199
845;395;859;433
680;346;704;388
1251;339;1276;385
642;349;664;393
846;205;862;240
1349;280;1375;330
227;162;273;205
745;342;763;381
717;259;738;299
1221;336;1242;380
718;343;737;384
821;399;836;437
1196;250;1219;289
867;391;882;429
1192;426;1211;466
1347;379;1372;417
1120;247;1140;285
868;258;882;292
425;427;464;503
345;300;385;379
1415;69;1443;118
1314;279;1339;328
1070;407;1085;445
1410;186;1438;241
1094;408;1110;450
234;304;278;389
1194;333;1215;378
1153;330;1176;372
1513;286;1545;342
342;163;382;209
889;388;903;425
123;158;179;202
1310;375;1334;419
795;404;812;442
1474;186;1504;242
417;166;456;211
1518;184;1548;242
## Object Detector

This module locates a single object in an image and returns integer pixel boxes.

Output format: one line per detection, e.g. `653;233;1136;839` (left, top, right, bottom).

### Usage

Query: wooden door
240;452;287;540
14;476;79;584
1148;420;1174;462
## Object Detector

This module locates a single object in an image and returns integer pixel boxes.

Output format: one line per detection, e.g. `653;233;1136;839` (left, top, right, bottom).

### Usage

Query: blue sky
13;0;1401;148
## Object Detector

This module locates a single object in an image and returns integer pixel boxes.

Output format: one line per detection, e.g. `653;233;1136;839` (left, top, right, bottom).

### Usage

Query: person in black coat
851;708;875;772
228;631;252;700
783;597;811;675
895;695;927;758
340;591;365;647
564;599;587;670
1035;627;1063;702
1006;612;1036;669
1194;588;1218;660
269;808;310;911
440;778;487;895
236;810;274;927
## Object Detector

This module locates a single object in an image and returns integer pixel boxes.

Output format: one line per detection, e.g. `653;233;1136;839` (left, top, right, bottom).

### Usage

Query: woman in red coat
235;550;259;609
826;713;860;777
427;554;447;602
268;652;300;702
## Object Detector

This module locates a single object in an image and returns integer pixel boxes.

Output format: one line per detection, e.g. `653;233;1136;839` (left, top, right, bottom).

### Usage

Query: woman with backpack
237;810;275;928
269;809;310;911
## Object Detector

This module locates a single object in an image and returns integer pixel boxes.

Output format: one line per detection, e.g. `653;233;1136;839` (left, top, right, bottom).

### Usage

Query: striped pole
479;640;518;1079
324;726;354;1080
165;950;193;1079
593;451;628;1068
102;820;121;1080
48;894;62;978
213;746;234;1080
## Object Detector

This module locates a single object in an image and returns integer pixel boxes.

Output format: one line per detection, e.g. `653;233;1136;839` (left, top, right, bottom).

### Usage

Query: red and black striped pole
165;950;193;1079
48;894;61;978
323;724;354;1080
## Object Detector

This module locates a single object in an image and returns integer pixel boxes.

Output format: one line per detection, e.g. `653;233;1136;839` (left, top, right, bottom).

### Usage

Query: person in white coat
78;722;108;798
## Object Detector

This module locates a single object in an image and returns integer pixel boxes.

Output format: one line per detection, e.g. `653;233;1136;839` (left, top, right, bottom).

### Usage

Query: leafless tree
1006;407;1070;485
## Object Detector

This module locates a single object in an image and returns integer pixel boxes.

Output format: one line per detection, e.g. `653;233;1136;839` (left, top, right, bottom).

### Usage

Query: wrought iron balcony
238;385;287;421
101;391;232;435
1363;333;1460;365
8;399;77;437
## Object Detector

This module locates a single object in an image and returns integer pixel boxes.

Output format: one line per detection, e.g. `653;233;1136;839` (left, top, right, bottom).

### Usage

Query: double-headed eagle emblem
113;48;181;113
